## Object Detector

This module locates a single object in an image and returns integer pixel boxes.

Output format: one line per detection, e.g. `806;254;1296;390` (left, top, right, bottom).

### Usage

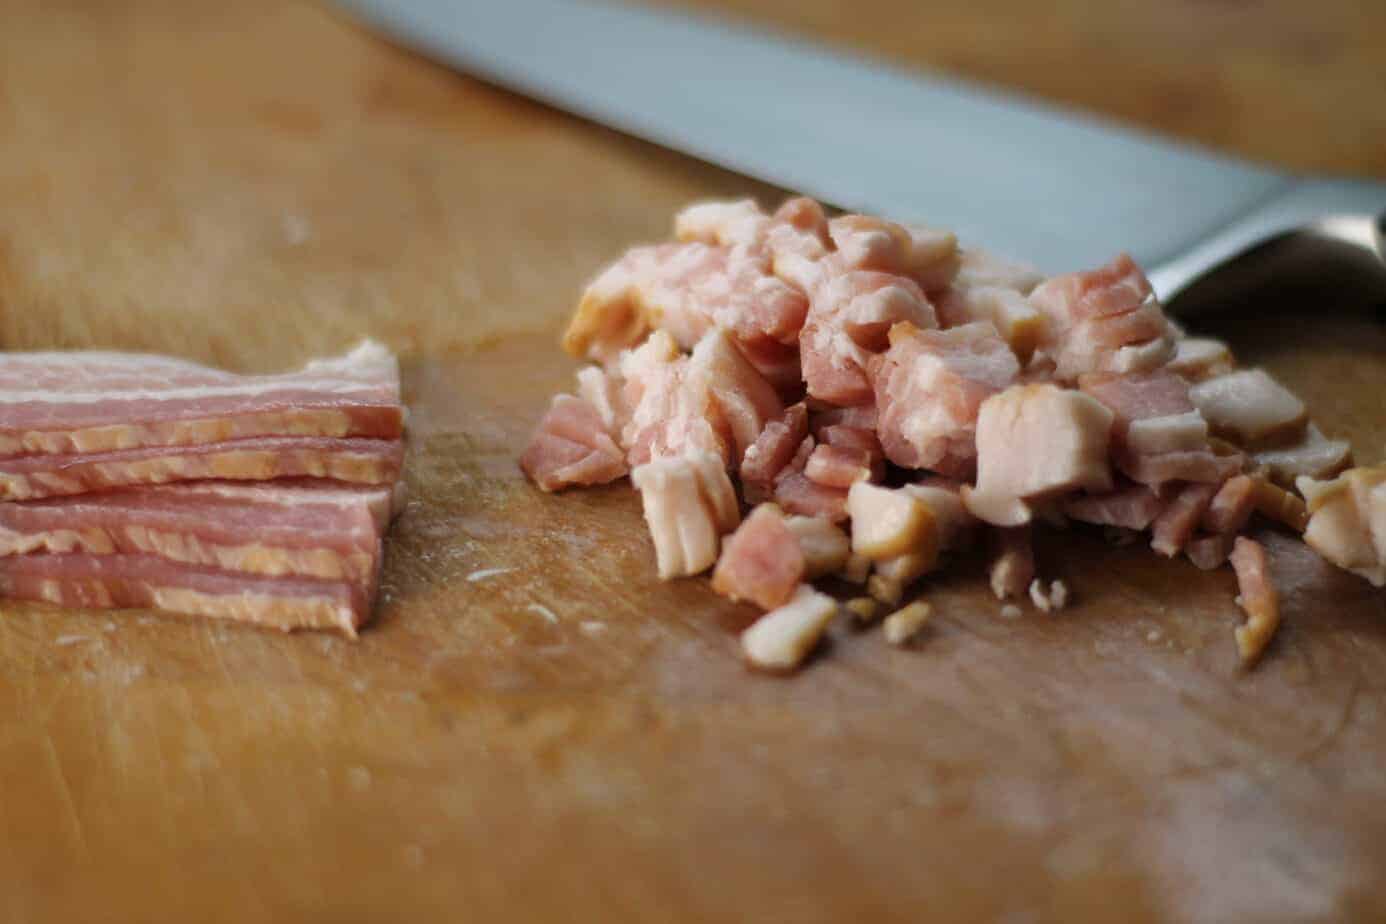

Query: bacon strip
0;480;388;583
0;436;404;501
0;553;374;636
0;341;402;458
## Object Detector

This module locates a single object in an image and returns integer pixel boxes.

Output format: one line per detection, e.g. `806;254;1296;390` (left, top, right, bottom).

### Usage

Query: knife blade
336;0;1386;281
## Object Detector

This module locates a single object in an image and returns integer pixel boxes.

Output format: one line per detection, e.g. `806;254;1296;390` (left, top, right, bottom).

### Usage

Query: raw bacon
0;341;407;636
0;436;403;502
1029;254;1175;381
712;504;805;610
1063;483;1162;531
1150;483;1219;557
800;271;937;406
528;194;1374;673
741;403;809;492
0;341;402;458
873;321;1019;477
0;480;389;583
0;553;373;637
519;394;628;492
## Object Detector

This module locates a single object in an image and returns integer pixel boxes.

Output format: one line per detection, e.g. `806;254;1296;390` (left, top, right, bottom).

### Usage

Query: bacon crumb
1229;537;1280;666
845;597;880;623
740;585;839;671
883;601;932;646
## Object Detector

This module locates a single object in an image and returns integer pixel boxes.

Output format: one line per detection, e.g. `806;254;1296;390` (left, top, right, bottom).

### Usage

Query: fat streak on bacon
0;553;374;636
0;480;392;583
0;436;404;501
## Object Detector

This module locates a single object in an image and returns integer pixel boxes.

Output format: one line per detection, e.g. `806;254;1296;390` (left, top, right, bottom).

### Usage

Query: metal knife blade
336;0;1386;280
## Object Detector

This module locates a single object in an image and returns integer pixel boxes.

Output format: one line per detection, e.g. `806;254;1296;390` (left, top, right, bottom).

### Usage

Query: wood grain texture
1;1;1384;921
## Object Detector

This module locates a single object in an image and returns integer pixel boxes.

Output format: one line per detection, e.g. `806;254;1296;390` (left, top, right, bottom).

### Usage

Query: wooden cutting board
2;2;1385;921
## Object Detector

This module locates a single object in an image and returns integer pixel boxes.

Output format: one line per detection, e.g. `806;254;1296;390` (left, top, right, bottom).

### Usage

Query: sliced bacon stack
523;195;1380;671
0;342;406;636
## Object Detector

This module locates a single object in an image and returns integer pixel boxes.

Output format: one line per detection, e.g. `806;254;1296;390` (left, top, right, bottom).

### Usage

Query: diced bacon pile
522;196;1379;672
0;342;406;636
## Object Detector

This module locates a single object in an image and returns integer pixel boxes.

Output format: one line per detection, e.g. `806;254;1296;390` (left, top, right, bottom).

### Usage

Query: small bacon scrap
1029;253;1174;381
1063;483;1163;531
631;453;740;579
873;321;1020;477
1150;483;1219;558
519;394;628;492
964;383;1113;527
1203;475;1258;535
740;584;839;671
801;270;937;406
847;483;939;564
1229;536;1280;665
1189;369;1308;449
1166;337;1234;382
845;596;881;623
1252;423;1352;486
988;527;1035;601
1185;533;1236;571
883;600;933;646
1298;467;1386;586
783;515;852;578
1028;579;1070;613
712;504;805;610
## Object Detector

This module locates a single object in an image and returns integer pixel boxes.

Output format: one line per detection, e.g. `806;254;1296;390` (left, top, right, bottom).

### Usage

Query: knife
336;0;1386;301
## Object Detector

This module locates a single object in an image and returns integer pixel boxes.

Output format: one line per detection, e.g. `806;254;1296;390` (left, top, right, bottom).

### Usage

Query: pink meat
1030;253;1155;325
0;480;388;583
0;436;404;501
1080;370;1239;488
740;403;809;489
711;505;805;610
572;241;809;391
621;348;730;469
520;394;629;492
772;471;848;522
0;553;373;636
771;434;848;520
826;215;959;293
800;271;937;406
873;321;1020;477
1203;475;1258;535
1030;255;1173;381
167;478;398;531
688;330;784;465
815;424;884;466
804;444;877;488
0;341;402;458
1120;449;1244;488
1063;483;1163;530
1150;483;1219;557
809;404;878;433
1078;371;1195;445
